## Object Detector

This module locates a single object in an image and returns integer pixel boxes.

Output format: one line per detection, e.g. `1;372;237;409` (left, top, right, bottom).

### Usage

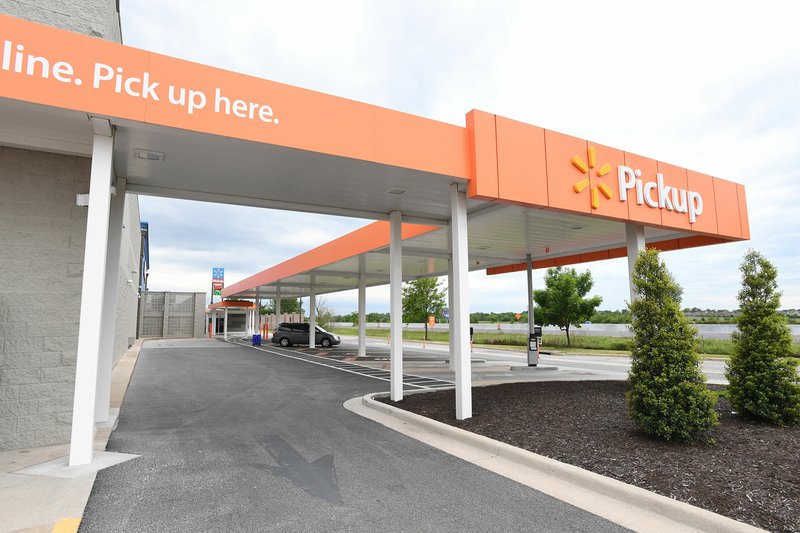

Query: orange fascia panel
495;116;547;207
545;130;590;214
622;152;662;225
649;240;680;252
656;161;691;231
207;300;254;310
466;110;499;199
589;142;628;221
607;247;627;259
686;170;719;235
222;221;438;296
736;184;751;240
0;15;149;121
580;250;611;263
485;236;735;276
0;14;471;179
373;106;470;178
678;236;725;248
713;178;743;239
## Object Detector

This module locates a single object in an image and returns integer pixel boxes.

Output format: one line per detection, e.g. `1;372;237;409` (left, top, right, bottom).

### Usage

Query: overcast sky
120;1;799;314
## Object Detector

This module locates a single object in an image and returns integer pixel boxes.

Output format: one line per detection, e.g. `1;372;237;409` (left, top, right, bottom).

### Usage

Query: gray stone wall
0;146;90;449
113;194;141;365
0;148;141;449
194;293;207;338
0;0;122;42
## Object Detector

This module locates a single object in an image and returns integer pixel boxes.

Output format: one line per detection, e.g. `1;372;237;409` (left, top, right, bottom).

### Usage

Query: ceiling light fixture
134;148;165;161
387;188;407;195
569;225;584;230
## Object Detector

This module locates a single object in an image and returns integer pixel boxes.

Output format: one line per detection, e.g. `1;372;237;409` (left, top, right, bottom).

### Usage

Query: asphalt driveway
80;338;627;532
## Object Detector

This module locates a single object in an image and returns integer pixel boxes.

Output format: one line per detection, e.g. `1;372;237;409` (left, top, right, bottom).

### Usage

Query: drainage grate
229;338;454;390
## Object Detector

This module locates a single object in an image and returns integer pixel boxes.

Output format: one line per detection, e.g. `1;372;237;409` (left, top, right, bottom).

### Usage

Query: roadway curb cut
344;392;765;533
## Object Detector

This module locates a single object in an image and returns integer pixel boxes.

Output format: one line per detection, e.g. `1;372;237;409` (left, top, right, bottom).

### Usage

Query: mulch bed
379;381;799;532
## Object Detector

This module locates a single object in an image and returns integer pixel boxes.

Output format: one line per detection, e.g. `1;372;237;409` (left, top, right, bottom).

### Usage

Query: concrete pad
14;451;139;479
509;365;559;371
0;340;143;533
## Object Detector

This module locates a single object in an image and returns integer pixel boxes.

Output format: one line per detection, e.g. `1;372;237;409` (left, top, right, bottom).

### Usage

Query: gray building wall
0;0;134;450
0;0;121;42
0;147;90;448
113;195;141;365
138;292;207;339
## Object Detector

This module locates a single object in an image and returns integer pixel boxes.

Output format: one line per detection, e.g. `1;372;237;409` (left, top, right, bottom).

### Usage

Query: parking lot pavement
80;338;627;532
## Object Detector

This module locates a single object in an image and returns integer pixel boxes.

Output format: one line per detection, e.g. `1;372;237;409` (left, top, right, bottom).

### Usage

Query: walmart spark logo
571;146;613;209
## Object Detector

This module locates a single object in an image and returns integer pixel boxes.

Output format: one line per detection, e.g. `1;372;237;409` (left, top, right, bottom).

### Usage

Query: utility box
528;333;539;366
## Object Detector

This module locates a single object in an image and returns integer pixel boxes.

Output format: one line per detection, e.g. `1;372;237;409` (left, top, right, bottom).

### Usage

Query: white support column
626;223;646;303
94;178;127;423
389;210;403;401
275;287;281;327
256;297;261;335
357;256;366;358
308;276;316;347
68;133;114;467
450;183;472;420
527;253;539;366
447;255;455;372
212;311;217;336
223;308;229;340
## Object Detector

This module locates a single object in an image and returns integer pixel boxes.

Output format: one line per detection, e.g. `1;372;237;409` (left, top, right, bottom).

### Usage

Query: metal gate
138;291;204;338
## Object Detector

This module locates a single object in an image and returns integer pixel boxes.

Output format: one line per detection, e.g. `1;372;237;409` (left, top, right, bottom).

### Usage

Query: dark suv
271;322;341;348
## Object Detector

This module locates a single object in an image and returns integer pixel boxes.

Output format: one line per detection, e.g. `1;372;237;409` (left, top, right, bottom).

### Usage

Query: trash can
252;334;262;346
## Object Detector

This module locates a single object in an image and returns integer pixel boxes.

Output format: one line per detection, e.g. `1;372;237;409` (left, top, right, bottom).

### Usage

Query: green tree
261;298;303;315
366;312;390;323
627;249;718;443
726;250;800;425
533;267;602;345
402;277;447;340
314;298;336;330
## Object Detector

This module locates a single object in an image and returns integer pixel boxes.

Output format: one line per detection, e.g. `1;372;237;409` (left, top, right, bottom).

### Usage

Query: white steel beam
389;210;403;401
125;183;448;227
224;308;228;340
358;255;366;358
308;276;316;347
275;287;282;325
626;223;646;302
450;184;472;420
68;132;114;467
94;178;127;423
447;244;455;372
527;253;539;366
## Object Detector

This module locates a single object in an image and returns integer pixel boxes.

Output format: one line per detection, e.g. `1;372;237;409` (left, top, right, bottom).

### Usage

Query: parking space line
228;339;454;390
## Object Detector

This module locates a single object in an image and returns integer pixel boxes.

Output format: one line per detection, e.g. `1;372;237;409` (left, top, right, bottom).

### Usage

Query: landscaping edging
344;391;765;533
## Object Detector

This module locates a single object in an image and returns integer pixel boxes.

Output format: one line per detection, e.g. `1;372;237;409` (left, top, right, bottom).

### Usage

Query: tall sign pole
211;267;224;304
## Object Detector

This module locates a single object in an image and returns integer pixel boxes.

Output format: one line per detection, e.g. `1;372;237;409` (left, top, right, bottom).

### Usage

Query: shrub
726;250;800;425
626;249;718;443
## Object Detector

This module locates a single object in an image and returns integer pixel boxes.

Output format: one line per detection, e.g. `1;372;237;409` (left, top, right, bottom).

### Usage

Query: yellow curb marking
53;517;81;533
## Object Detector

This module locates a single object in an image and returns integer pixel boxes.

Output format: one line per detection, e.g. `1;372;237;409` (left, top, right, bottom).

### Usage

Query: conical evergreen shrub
726;250;800;425
627;249;718;443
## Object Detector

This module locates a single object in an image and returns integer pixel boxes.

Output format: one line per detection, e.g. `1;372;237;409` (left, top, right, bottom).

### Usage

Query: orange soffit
0;15;469;178
467;110;750;239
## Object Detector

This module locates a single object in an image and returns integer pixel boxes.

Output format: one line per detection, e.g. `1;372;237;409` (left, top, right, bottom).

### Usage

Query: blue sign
212;267;224;281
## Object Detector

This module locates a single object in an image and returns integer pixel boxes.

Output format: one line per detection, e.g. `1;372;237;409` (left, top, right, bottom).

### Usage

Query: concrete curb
344;392;765;533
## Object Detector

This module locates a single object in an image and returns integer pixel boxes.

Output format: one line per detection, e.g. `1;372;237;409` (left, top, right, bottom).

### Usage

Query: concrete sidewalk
0;341;142;533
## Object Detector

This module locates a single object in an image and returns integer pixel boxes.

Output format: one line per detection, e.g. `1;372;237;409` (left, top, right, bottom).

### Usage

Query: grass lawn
329;326;800;360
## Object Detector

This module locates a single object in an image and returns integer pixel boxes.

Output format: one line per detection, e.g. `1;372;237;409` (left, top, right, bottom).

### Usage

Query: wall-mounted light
133;148;165;161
